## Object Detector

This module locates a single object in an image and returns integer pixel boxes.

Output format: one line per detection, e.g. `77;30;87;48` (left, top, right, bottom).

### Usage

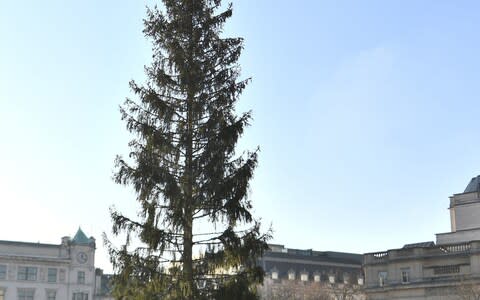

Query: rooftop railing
365;241;477;264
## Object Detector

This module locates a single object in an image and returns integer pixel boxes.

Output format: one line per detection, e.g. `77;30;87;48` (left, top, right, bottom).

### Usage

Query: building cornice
262;256;361;269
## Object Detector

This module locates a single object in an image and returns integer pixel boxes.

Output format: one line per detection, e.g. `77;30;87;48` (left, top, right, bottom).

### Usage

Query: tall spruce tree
107;1;270;299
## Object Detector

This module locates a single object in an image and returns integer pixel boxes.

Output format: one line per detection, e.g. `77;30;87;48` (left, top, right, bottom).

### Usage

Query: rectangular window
271;271;278;280
72;292;88;300
378;271;387;287
47;290;56;300
77;271;85;284
329;275;335;284
401;269;410;284
434;265;460;275
18;267;37;281
18;289;34;300
0;265;6;280
358;277;364;285
288;271;295;280
48;269;57;283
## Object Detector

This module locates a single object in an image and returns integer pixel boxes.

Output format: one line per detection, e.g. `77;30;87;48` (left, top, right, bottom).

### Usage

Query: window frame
17;288;35;300
17;267;37;281
300;272;309;282
288;270;295;280
378;271;387;287
401;268;410;284
271;271;278;280
77;271;85;284
47;268;57;283
72;292;88;300
46;289;56;300
328;274;335;284
0;265;6;280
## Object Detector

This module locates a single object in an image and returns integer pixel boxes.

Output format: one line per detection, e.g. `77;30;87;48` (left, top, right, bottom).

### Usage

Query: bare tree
329;283;365;300
260;279;364;300
456;278;480;300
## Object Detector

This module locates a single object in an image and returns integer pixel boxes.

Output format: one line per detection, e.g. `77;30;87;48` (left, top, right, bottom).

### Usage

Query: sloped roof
259;245;362;280
464;175;480;193
72;228;91;245
403;241;435;249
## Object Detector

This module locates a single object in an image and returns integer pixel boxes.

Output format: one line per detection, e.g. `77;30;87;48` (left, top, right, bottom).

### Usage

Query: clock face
77;252;88;264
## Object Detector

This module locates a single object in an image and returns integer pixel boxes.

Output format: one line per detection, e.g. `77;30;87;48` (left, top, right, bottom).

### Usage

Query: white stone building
0;228;112;300
364;175;480;300
258;244;365;300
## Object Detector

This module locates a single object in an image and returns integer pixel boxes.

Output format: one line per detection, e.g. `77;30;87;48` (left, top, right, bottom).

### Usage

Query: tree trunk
183;73;195;296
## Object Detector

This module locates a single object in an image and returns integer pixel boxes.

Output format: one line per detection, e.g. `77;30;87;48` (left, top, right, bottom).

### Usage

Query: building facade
364;175;480;300
0;228;112;300
258;244;365;300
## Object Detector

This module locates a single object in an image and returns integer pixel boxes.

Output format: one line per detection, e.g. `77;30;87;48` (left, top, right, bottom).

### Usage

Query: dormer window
314;274;321;282
329;275;335;284
288;270;295;280
271;271;278;280
300;271;308;282
270;267;279;280
357;277;364;285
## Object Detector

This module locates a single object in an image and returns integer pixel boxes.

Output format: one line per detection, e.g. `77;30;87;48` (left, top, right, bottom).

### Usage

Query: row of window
0;288;56;300
434;265;460;275
271;270;320;282
0;288;88;300
378;264;463;287
0;265;86;284
271;270;363;285
378;269;410;287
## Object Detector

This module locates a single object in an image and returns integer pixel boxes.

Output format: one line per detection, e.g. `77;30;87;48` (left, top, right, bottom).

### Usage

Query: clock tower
69;227;96;300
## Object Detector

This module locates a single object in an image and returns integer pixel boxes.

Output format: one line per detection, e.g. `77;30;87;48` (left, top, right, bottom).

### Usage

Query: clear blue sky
2;1;480;273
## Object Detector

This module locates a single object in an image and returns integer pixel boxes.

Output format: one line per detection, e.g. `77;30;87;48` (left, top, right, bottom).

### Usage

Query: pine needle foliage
106;1;270;299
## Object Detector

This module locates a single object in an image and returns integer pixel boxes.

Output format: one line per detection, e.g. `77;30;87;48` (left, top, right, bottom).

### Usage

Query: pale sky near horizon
2;1;480;273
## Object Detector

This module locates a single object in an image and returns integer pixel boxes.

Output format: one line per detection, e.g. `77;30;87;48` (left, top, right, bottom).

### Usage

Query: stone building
364;175;480;300
258;244;365;300
93;269;113;300
0;228;112;300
